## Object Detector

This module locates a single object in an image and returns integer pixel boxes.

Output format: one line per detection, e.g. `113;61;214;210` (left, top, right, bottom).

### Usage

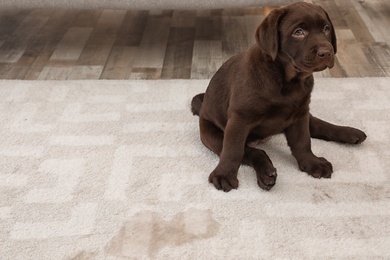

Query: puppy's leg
310;114;367;144
199;118;223;156
243;147;277;191
200;115;251;192
285;114;333;178
200;118;277;191
199;118;237;191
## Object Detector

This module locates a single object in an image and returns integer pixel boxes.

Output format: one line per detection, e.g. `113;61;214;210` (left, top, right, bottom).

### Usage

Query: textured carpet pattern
1;78;389;259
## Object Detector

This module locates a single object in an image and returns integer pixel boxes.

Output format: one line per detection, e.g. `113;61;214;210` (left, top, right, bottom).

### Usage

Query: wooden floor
0;0;389;80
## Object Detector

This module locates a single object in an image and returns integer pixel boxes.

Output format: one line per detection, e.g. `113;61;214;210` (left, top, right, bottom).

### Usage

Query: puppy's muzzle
316;45;334;68
317;46;332;58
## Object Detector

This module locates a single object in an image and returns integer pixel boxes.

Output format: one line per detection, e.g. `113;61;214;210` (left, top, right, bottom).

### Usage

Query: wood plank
355;0;390;44
50;27;93;61
24;9;75;53
100;67;131;80
313;0;348;29
350;0;386;43
23;51;53;80
171;10;197;28
3;49;40;79
68;66;104;80
221;16;249;59
195;15;222;41
77;37;117;66
77;10;126;66
37;66;73;80
9;9;80;79
196;10;211;17
0;63;13;78
130;16;171;69
363;43;390;77
100;46;135;79
335;27;387;77
161;28;195;79
337;42;375;77
334;0;375;43
96;9;127;30
116;11;149;47
129;68;162;80
71;10;101;27
0;14;49;63
17;10;81;79
0;10;27;42
112;11;137;47
191;40;223;79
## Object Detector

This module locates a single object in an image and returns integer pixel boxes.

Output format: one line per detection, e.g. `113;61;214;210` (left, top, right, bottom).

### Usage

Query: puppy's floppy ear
255;8;287;61
322;7;337;54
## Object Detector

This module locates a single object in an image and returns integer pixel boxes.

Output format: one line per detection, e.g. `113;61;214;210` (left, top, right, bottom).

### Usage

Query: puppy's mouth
315;56;334;70
282;51;335;73
303;50;335;72
297;56;334;73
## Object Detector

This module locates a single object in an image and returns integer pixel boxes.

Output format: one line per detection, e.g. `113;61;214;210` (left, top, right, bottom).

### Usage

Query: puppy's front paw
299;157;333;179
209;169;239;192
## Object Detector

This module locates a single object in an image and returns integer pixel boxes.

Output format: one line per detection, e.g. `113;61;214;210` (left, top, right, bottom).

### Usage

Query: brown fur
191;2;366;192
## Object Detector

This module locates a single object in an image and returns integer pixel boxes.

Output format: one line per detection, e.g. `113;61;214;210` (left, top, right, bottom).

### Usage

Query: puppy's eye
293;28;305;37
324;25;331;33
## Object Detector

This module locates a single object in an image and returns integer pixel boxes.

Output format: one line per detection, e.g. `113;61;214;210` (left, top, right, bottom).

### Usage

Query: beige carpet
1;78;389;259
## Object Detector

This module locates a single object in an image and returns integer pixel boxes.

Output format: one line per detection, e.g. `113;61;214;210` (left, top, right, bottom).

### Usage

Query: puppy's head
256;2;337;73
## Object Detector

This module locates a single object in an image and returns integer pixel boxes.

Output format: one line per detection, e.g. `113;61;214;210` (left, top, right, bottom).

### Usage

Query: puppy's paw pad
256;167;277;191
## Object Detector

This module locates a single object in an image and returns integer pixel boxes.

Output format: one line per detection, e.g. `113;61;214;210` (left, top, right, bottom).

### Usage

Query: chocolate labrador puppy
191;2;367;192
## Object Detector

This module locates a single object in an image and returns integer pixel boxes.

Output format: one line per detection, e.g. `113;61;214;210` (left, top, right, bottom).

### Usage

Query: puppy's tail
191;93;204;116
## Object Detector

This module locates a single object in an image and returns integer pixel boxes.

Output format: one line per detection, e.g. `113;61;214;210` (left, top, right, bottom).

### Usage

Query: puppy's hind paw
337;127;367;144
349;129;367;144
256;166;277;191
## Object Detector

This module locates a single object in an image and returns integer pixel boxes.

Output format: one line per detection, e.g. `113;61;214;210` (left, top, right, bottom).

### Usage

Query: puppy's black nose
317;47;332;58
